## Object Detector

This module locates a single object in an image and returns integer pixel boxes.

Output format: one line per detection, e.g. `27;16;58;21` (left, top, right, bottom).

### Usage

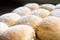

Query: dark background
0;0;60;15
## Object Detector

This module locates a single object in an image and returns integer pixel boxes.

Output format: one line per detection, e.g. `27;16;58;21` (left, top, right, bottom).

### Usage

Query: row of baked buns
0;3;60;40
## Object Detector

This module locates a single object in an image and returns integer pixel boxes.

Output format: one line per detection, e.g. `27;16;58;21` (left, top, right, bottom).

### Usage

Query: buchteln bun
24;3;39;10
55;4;60;9
39;4;55;11
0;22;8;35
29;8;50;18
50;9;60;17
0;25;35;40
12;7;31;16
0;13;21;26
16;15;42;29
37;16;60;40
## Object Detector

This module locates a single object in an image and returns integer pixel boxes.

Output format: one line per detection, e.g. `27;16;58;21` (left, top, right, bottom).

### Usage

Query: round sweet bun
0;25;35;40
15;15;42;29
24;3;39;10
28;8;50;18
55;4;60;9
0;22;8;35
50;9;60;17
39;4;55;11
37;16;60;40
0;13;21;26
12;7;31;16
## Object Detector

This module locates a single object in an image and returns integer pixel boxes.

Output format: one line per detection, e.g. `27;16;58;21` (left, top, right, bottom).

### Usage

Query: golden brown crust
37;16;60;40
24;3;39;11
12;7;31;16
0;25;35;40
15;15;42;30
39;4;55;11
0;13;20;26
29;8;50;18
